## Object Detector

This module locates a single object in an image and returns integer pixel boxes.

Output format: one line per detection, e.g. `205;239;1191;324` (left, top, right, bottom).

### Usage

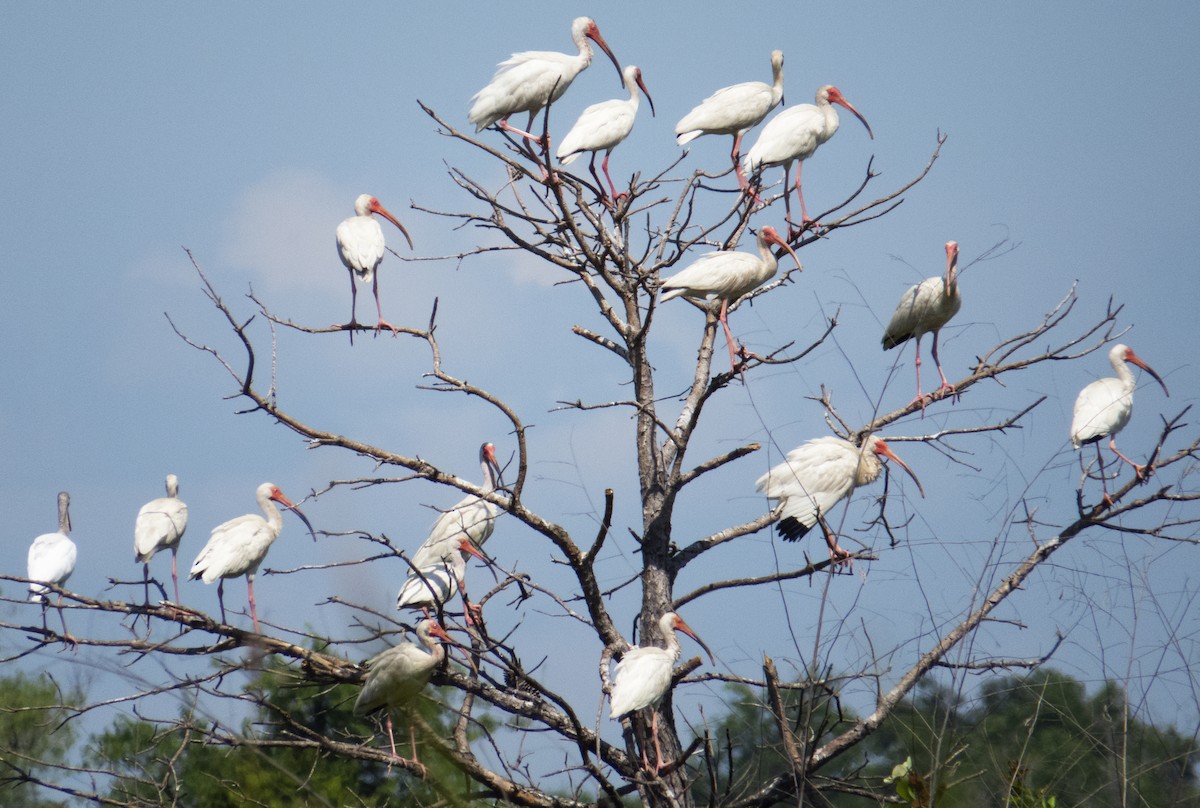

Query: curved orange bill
1127;352;1169;396
875;441;925;498
371;201;414;251
587;26;623;83
674;616;716;665
763;226;802;272
835;97;874;140
273;491;318;541
636;72;656;116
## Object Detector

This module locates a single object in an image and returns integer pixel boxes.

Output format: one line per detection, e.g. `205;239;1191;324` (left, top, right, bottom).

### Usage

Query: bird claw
375;319;401;338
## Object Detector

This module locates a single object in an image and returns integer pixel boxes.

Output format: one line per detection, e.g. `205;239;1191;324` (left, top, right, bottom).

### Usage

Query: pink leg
1095;442;1114;507
602;151;623;204
651;709;668;773
929;330;956;399
731;133;750;193
586;153;610;208
717;300;740;374
371;275;399;336
1109;438;1149;480
910;336;929;413
247;574;260;634
385;714;398;760
170;550;180;604
496;118;546;148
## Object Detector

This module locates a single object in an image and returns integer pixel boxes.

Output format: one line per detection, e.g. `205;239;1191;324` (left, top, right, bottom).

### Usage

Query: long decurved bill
369;199;414;251
635;71;656;117
585;22;623;83
272;491;318;541
874;439;925;498
761;226;802;272
673;615;716;665
1126;350;1169;396
828;87;874;140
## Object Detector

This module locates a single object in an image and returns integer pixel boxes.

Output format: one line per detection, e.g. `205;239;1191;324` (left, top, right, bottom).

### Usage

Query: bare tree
1;99;1197;808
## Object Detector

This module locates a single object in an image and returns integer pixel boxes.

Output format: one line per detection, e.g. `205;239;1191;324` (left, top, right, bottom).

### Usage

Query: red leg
717;300;741;374
602;151;623;204
586;153;610;208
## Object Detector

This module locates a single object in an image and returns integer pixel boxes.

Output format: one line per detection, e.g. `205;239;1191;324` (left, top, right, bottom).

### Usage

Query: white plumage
660;225;801;371
396;537;486;613
609;611;713;771
1071;344;1169;483
557;65;654;204
28;491;76;603
675;49;784;192
468;17;623;140
134;473;188;603
336;194;413;341
355;619;451;765
744;85;873;229
756;435;923;561
409;443;504;569
882;241;962;406
188;482;314;633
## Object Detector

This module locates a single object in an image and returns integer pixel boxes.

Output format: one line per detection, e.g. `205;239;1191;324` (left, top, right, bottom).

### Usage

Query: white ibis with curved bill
355;618;452;768
336;194;414;343
744;85;873;233
675;49;785;193
609;611;714;772
27;491;77;644
410;443;505;568
396;537;488;618
557;64;655;207
882;241;962;410
659;225;801;373
756;435;924;562
134;473;188;604
188;482;315;634
468;17;623;146
1071;343;1169;491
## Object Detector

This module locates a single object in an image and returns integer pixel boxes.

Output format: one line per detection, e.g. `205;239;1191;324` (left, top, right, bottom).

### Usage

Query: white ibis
355;618;452;768
675;49;785;193
1071;344;1169;489
336;194;414;343
134;473;188;604
27;491;77;643
609;611;714;772
756;435;924;562
396;537;488;617
557;64;655;206
882;241;962;409
744;85;873;233
410;443;504;569
468;17;623;145
659;226;802;372
188;482;315;634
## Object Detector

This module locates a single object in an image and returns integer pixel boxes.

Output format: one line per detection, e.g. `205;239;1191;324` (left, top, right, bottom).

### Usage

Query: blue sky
2;1;1198;770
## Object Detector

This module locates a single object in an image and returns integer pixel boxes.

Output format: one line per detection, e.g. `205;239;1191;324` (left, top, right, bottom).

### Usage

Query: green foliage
92;657;469;807
699;670;1200;807
0;672;82;808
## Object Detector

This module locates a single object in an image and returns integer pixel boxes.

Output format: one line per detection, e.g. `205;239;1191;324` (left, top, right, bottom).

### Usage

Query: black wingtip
778;517;811;542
